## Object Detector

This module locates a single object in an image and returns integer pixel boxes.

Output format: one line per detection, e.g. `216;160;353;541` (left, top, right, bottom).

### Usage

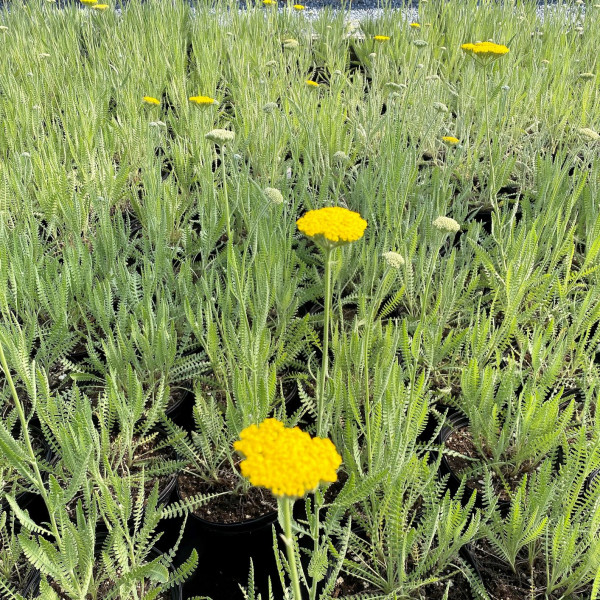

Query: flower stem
221;144;232;245
280;497;302;600
318;247;333;437
482;65;497;210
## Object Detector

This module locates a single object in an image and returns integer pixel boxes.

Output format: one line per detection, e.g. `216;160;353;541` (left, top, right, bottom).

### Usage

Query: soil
177;461;277;524
330;561;474;599
330;572;378;597
470;537;593;600
445;427;529;502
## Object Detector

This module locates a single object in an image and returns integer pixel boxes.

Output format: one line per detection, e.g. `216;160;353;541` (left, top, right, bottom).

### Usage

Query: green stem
221;144;232;245
280;497;302;600
318;247;333;437
482;64;497;210
363;321;372;468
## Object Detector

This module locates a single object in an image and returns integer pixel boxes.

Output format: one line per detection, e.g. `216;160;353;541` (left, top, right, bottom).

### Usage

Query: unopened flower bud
433;216;460;233
382;251;405;269
205;129;235;145
264;187;284;204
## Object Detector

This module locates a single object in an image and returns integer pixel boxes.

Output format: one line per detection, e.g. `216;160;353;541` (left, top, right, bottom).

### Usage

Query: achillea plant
297;207;367;437
235;418;341;600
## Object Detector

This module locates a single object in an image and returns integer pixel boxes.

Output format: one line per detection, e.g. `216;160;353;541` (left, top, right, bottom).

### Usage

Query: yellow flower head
296;206;367;246
143;96;160;106
234;418;342;499
374;35;390;41
189;95;217;106
263;0;277;5
80;0;98;5
293;4;305;9
410;22;421;28
442;136;460;145
92;3;109;8
306;80;319;87
461;41;509;57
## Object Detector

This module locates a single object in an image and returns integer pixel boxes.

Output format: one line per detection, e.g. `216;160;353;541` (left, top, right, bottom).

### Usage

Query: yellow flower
461;41;509;57
263;0;277;5
293;4;305;9
143;96;160;106
80;0;98;5
92;3;109;8
234;418;342;499
306;80;319;87
296;206;367;246
442;136;460;145
189;95;217;105
374;35;390;41
410;22;421;28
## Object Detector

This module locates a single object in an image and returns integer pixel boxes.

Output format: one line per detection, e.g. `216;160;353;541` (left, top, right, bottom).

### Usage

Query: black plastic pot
22;534;183;599
164;386;195;431
437;410;511;517
173;476;277;536
169;475;281;599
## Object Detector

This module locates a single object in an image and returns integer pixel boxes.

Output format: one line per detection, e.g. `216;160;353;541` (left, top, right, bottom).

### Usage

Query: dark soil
470;537;593;600
330;562;474;599
445;427;527;502
177;462;277;524
330;571;378;597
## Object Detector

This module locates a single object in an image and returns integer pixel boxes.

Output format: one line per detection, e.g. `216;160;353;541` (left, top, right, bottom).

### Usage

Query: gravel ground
16;0;585;23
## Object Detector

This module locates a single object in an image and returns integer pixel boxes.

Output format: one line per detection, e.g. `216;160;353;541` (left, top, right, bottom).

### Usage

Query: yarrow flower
433;216;461;233
374;35;390;41
410;22;421;28
297;206;367;246
333;150;349;163
189;95;217;106
442;136;460;145
382;251;405;269
306;80;319;87
385;82;407;92
234;418;342;499
413;39;428;47
579;72;595;81
461;41;509;57
578;128;600;141
282;38;299;49
205;129;235;145
262;102;279;112
433;101;449;113
143;96;160;106
264;187;284;204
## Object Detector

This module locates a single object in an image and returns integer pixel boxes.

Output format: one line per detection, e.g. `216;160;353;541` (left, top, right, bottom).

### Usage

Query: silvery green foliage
15;477;198;600
459;358;575;479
